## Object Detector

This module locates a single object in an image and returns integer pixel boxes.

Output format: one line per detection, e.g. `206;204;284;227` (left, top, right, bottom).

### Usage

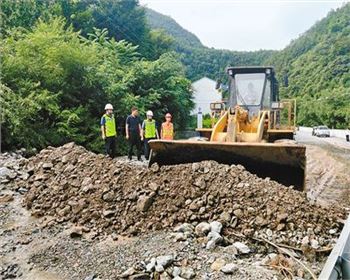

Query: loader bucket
148;140;306;191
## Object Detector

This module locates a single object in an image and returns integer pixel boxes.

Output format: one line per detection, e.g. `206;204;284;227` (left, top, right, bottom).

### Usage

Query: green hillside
145;7;275;81
145;8;203;48
268;3;350;128
146;3;350;128
178;46;275;81
1;0;349;154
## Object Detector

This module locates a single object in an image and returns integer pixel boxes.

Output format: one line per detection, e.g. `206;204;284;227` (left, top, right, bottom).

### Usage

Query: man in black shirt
125;107;143;160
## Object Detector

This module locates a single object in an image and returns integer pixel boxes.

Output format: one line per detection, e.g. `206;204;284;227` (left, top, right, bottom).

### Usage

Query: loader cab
227;66;278;116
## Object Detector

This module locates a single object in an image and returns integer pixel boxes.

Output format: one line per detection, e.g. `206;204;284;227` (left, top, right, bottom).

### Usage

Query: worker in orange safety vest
161;113;174;140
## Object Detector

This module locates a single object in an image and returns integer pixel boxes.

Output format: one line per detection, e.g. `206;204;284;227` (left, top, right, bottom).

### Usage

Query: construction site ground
0;130;349;280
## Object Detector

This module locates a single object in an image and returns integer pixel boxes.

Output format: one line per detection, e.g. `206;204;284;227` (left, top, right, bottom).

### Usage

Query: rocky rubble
171;221;226;250
120;253;196;279
0;151;29;185
117;221;254;279
0;151;30;205
17;143;345;250
0;263;22;279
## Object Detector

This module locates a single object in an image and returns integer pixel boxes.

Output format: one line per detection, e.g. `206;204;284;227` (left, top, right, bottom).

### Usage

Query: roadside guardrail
319;214;350;279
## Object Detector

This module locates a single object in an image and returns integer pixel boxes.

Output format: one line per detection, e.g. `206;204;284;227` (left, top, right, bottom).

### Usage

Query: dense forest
0;0;193;152
267;4;350;128
1;1;349;153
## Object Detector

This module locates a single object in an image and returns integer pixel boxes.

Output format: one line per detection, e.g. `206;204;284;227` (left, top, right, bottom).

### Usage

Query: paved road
296;129;350;150
295;129;350;208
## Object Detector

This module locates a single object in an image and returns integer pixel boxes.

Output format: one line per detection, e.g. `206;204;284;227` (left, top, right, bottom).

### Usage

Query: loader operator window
235;73;265;106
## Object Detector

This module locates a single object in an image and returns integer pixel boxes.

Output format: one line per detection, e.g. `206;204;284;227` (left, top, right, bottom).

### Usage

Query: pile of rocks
18;143;345;249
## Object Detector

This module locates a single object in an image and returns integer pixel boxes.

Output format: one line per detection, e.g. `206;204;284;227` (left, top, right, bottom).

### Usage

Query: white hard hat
105;103;113;110
146;110;153;116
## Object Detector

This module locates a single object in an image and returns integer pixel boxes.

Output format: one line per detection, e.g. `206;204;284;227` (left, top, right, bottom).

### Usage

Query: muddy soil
299;130;350;209
19;143;344;247
306;144;350;207
1;132;349;280
0;187;325;280
1;172;282;280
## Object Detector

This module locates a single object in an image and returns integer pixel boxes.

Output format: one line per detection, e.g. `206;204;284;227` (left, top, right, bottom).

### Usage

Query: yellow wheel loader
149;66;306;191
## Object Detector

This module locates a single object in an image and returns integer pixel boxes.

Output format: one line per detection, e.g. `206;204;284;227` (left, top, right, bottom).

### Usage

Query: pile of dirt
19;143;345;248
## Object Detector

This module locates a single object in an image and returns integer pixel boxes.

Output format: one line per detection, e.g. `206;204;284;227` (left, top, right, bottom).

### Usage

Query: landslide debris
18;143;345;248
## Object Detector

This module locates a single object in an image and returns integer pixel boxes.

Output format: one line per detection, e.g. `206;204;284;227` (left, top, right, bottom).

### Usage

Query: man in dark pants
125;107;142;160
141;110;159;160
100;103;117;158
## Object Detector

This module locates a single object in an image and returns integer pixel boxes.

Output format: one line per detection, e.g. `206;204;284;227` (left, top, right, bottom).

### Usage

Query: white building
191;77;222;115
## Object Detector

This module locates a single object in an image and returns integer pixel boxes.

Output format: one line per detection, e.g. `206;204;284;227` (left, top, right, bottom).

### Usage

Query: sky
140;0;347;51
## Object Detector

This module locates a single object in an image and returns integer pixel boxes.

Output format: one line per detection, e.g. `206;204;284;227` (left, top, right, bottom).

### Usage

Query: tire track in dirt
306;144;350;208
